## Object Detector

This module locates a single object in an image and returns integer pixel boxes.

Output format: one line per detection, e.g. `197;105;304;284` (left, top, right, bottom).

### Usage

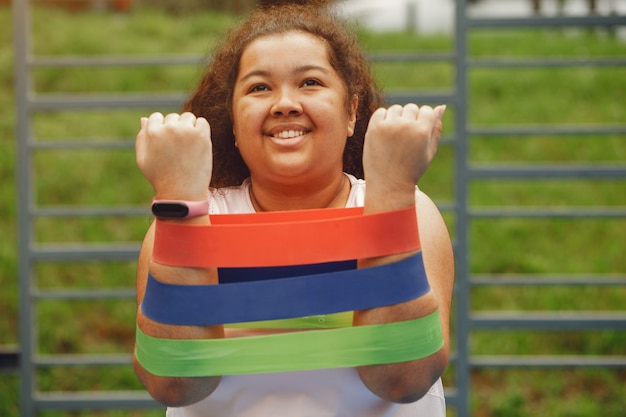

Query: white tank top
166;174;446;417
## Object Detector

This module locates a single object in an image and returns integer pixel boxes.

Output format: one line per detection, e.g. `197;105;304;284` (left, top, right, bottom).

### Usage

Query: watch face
152;202;190;218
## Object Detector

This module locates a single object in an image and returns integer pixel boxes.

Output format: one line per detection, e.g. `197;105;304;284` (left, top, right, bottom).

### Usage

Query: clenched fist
135;112;213;201
362;104;445;199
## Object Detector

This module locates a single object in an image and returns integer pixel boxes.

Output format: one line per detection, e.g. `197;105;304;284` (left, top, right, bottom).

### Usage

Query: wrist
151;181;210;203
153;189;209;202
364;179;417;213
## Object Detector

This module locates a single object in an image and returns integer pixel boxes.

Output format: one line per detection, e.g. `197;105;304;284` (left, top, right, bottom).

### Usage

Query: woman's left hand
362;104;445;201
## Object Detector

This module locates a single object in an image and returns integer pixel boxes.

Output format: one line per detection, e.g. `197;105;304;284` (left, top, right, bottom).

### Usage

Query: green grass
1;4;625;417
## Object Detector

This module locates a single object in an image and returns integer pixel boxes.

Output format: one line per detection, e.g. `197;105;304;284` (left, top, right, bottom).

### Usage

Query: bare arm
134;219;223;407
133;112;223;406
355;189;454;403
355;104;454;403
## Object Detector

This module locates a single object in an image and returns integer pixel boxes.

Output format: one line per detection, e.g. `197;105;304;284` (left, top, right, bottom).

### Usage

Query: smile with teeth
272;130;307;139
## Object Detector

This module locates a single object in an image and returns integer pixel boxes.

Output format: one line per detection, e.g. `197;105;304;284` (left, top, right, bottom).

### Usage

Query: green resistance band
135;310;443;377
225;312;353;329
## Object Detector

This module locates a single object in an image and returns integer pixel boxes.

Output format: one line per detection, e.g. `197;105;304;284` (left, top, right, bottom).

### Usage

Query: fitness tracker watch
151;199;209;219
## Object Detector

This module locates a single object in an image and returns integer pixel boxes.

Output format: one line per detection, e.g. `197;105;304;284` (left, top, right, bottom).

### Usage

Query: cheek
232;102;254;137
233;99;265;129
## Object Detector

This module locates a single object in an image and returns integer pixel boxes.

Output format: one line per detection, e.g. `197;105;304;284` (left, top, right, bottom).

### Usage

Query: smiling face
232;31;358;185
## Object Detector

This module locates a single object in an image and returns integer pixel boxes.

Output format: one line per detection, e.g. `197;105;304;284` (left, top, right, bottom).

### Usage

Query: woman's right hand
135;112;213;200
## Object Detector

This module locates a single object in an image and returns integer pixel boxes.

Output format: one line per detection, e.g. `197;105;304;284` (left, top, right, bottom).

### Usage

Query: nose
271;87;302;117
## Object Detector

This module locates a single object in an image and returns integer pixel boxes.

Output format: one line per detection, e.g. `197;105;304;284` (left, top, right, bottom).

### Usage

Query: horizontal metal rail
28;93;187;111
369;52;455;63
468;15;626;28
34;392;160;411
35;354;133;367
471;311;626;330
469;125;626;136
471;274;626;286
29;92;455;111
29;52;456;68
30;140;136;150
30;55;207;67
30;135;458;154
469;164;626;179
469;207;626;218
32;244;140;262
32;206;149;217
470;57;626;68
385;91;459;105
470;355;626;368
33;289;136;300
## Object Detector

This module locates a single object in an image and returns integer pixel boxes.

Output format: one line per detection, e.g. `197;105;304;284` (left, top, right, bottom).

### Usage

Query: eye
249;84;270;93
302;79;322;87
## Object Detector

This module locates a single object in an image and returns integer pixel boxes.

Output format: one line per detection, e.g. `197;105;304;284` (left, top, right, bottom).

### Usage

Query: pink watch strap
151;199;209;219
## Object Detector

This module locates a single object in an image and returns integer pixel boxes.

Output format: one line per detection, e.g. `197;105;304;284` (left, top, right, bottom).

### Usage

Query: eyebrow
238;65;332;84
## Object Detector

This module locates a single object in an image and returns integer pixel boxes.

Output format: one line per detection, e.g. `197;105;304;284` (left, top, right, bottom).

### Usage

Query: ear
347;94;359;138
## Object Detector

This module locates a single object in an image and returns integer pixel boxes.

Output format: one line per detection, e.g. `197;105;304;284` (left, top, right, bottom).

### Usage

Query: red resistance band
152;206;420;268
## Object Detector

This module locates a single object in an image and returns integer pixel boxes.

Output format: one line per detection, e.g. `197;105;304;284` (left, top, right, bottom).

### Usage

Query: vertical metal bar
406;0;418;33
453;0;471;416
13;0;35;416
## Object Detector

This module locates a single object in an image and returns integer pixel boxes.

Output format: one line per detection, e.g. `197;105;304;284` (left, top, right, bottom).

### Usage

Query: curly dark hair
184;1;384;187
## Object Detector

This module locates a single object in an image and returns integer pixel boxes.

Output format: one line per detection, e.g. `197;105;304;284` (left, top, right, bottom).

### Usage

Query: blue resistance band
141;252;429;326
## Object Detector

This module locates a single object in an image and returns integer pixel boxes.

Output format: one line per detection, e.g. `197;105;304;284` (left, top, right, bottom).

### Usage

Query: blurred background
1;0;625;416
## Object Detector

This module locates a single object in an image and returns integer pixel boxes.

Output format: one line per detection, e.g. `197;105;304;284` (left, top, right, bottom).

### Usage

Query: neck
249;173;349;212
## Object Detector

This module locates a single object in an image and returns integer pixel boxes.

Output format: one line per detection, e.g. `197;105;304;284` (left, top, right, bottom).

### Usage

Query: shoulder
209;178;255;214
415;189;445;226
345;174;366;208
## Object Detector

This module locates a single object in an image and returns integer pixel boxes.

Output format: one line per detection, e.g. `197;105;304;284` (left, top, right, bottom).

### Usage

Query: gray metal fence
452;6;626;415
10;0;626;416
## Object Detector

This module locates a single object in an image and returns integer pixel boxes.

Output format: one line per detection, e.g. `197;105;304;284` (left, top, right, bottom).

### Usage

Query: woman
134;1;454;416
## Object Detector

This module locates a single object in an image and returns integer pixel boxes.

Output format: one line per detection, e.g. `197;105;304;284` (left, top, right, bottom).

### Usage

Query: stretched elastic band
135;310;443;377
142;252;429;325
152;206;419;267
225;312;353;329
